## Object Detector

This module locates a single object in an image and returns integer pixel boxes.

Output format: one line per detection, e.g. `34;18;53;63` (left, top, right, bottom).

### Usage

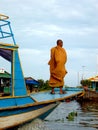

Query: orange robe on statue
48;46;67;87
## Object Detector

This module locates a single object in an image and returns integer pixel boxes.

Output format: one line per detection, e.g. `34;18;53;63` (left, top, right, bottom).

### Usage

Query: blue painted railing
0;19;16;44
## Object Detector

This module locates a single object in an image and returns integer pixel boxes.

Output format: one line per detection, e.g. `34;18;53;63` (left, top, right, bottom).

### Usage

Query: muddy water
16;100;98;130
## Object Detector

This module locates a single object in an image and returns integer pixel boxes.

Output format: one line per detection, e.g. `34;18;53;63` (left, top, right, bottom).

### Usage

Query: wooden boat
0;14;59;129
0;99;58;129
0;14;83;129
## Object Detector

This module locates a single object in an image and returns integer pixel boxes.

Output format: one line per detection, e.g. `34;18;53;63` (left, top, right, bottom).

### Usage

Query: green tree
37;79;44;90
80;79;91;87
37;79;51;91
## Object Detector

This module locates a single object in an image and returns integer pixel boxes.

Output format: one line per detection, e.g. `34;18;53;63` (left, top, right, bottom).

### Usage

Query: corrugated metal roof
88;75;98;82
25;77;39;85
0;71;11;78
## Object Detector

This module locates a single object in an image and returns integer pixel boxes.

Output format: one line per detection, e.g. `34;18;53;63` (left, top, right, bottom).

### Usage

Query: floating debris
66;111;77;121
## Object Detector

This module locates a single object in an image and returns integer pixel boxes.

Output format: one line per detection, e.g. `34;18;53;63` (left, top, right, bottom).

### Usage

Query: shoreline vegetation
36;79;83;91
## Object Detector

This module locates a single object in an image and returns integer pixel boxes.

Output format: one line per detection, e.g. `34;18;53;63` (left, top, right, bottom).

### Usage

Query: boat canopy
0;43;27;96
0;43;18;62
0;48;11;61
0;15;27;97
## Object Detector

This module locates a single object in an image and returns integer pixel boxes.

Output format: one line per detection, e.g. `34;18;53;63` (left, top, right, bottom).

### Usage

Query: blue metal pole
8;22;16;45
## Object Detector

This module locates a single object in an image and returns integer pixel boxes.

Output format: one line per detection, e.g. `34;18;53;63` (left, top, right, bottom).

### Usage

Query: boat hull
0;102;53;117
0;103;58;129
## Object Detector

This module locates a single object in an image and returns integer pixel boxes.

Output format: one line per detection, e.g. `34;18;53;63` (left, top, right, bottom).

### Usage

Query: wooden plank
0;14;9;20
31;91;83;104
0;91;83;111
0;103;57;130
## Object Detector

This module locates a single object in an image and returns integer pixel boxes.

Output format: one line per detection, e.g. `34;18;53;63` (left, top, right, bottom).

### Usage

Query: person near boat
48;39;67;94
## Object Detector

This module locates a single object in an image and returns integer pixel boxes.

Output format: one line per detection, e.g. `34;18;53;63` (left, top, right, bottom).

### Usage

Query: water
13;100;98;130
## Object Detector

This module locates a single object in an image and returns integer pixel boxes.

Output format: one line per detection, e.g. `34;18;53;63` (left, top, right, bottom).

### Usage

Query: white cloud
19;23;98;39
18;48;50;80
0;0;98;86
19;48;49;66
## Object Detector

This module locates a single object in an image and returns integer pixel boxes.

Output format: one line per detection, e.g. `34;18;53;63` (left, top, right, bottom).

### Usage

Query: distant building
25;77;39;93
88;75;98;91
0;69;39;95
0;69;11;95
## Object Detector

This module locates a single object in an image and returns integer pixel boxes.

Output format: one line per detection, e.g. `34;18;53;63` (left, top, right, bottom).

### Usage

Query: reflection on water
15;100;98;130
78;101;98;128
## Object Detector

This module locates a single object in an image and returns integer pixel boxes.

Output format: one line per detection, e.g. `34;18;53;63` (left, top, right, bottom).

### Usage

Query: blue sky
0;0;98;87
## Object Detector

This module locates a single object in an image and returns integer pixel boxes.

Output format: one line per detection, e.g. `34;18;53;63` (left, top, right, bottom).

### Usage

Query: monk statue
48;39;67;94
